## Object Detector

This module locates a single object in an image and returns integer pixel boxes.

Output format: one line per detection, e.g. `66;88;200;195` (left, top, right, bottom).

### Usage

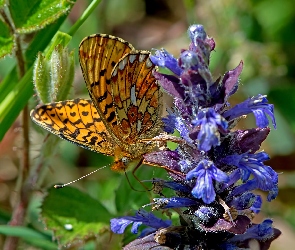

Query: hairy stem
1;8;29;250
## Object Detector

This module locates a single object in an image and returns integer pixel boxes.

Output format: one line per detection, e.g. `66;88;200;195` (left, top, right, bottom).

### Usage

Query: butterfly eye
121;157;130;165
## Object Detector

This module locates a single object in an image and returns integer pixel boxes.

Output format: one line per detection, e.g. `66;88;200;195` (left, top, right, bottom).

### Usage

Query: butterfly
30;34;163;172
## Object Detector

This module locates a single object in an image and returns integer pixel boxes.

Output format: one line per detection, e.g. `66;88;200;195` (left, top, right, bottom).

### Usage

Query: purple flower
229;192;257;210
223;94;276;129
162;112;177;133
222;152;278;198
195;205;222;227
110;210;171;235
178;50;199;70
192;108;228;151
151;179;191;194
186;159;229;204
153;197;200;209
150;49;182;76
229;219;277;243
188;24;207;45
251;195;263;213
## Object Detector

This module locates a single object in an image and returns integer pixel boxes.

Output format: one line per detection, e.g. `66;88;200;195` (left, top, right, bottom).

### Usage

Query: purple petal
153;71;184;99
223;94;276;129
234;127;270;153
223;61;243;98
123;233;162;250
110;218;133;234
143;150;181;173
150;49;182;76
153;197;200;209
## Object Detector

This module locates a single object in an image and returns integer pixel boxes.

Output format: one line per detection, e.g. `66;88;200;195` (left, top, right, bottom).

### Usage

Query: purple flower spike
223;94;276;129
186;159;229;204
150;49;182;76
112;24;279;249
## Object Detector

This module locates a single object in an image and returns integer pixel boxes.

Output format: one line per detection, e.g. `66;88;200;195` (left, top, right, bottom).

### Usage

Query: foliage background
0;0;295;249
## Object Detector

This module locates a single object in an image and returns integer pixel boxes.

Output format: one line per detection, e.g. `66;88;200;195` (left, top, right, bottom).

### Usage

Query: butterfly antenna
54;164;109;189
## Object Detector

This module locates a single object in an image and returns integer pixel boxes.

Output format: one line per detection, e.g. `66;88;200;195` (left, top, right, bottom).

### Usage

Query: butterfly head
111;157;142;172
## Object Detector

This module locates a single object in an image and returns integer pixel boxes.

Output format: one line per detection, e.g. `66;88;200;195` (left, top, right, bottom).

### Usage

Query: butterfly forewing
30;99;114;155
31;34;164;172
79;35;135;134
110;52;163;143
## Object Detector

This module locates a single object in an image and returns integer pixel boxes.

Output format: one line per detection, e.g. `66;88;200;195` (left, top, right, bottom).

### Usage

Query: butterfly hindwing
30;99;114;155
110;52;163;143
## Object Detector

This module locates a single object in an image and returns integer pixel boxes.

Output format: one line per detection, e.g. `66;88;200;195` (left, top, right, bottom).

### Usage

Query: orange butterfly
30;34;163;172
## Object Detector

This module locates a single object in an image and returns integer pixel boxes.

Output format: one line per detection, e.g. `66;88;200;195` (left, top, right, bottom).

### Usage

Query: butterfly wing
110;52;163;143
30;99;114;155
79;34;135;140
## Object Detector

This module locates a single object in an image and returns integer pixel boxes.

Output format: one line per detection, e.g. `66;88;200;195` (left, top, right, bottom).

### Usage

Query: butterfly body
31;34;163;172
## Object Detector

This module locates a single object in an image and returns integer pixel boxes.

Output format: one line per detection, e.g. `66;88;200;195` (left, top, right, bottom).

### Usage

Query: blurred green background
1;0;295;249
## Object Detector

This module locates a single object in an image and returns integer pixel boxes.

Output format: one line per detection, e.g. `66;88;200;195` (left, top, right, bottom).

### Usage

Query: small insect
30;34;163;172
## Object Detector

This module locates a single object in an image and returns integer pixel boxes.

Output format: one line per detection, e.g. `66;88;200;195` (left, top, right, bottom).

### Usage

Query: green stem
68;0;101;36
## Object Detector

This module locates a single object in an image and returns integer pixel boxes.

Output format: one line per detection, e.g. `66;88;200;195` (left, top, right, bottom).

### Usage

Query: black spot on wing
107;111;116;123
103;102;113;115
85;122;94;128
100;69;106;76
73;119;82;125
97;91;107;102
79;102;88;107
93;117;102;123
67;103;75;108
90;136;98;145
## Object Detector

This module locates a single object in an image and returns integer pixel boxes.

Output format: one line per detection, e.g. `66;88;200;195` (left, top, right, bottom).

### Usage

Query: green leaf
0;0;5;7
0;225;46;238
0;225;57;249
9;0;76;34
0;19;14;58
22;238;57;250
41;186;113;247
